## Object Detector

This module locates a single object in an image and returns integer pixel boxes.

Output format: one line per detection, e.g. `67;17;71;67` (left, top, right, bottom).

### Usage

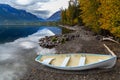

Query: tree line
61;0;120;38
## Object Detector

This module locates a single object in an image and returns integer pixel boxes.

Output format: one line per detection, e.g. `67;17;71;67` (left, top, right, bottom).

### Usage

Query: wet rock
39;33;81;49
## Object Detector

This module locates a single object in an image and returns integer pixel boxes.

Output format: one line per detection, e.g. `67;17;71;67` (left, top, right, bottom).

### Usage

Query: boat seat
42;58;54;64
61;57;70;67
78;56;86;66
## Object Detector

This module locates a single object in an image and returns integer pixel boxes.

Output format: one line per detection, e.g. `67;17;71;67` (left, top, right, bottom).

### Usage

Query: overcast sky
0;0;69;19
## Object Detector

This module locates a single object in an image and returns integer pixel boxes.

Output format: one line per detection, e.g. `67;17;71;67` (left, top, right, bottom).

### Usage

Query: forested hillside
61;0;120;38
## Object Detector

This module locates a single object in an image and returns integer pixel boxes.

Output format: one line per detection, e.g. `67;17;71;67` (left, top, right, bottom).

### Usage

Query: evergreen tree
61;1;80;26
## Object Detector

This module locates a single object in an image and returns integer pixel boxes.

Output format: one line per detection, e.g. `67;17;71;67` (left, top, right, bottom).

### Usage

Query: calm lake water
0;25;62;80
0;25;62;43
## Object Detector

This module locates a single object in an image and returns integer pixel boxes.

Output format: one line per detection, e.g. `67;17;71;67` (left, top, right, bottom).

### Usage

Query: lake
0;25;62;80
0;25;62;43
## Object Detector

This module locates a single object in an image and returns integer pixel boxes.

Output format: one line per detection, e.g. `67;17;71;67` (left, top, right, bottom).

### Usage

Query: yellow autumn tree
79;0;100;33
98;0;120;37
62;0;120;38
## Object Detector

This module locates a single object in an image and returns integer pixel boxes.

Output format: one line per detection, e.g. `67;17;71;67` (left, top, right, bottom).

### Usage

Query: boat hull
35;53;117;70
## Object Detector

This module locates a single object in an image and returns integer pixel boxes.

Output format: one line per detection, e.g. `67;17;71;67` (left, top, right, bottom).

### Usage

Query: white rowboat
35;44;117;70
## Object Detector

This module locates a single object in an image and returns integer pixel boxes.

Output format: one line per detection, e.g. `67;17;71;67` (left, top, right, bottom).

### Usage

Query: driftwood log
102;37;120;45
103;44;116;57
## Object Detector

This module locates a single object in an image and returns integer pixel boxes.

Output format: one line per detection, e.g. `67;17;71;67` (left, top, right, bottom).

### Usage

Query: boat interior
39;54;112;67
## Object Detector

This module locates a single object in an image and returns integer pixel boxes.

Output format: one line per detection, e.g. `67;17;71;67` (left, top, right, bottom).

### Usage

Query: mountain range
0;4;61;23
46;11;61;21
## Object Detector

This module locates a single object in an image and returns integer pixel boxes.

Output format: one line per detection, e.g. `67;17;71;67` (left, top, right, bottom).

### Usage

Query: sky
0;0;69;19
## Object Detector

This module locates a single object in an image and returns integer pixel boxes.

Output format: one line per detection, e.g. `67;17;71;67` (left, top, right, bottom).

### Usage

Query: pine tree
61;0;80;26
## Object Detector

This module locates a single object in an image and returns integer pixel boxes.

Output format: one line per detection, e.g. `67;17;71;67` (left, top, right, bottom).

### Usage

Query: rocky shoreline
20;25;120;80
39;25;105;50
39;32;80;48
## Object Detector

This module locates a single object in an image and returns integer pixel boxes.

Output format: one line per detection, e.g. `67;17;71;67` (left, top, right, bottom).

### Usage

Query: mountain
46;11;61;21
0;4;44;23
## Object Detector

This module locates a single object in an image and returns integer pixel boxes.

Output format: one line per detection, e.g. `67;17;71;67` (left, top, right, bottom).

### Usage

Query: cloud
0;0;69;19
32;10;49;14
32;0;69;18
15;0;34;5
32;10;50;18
